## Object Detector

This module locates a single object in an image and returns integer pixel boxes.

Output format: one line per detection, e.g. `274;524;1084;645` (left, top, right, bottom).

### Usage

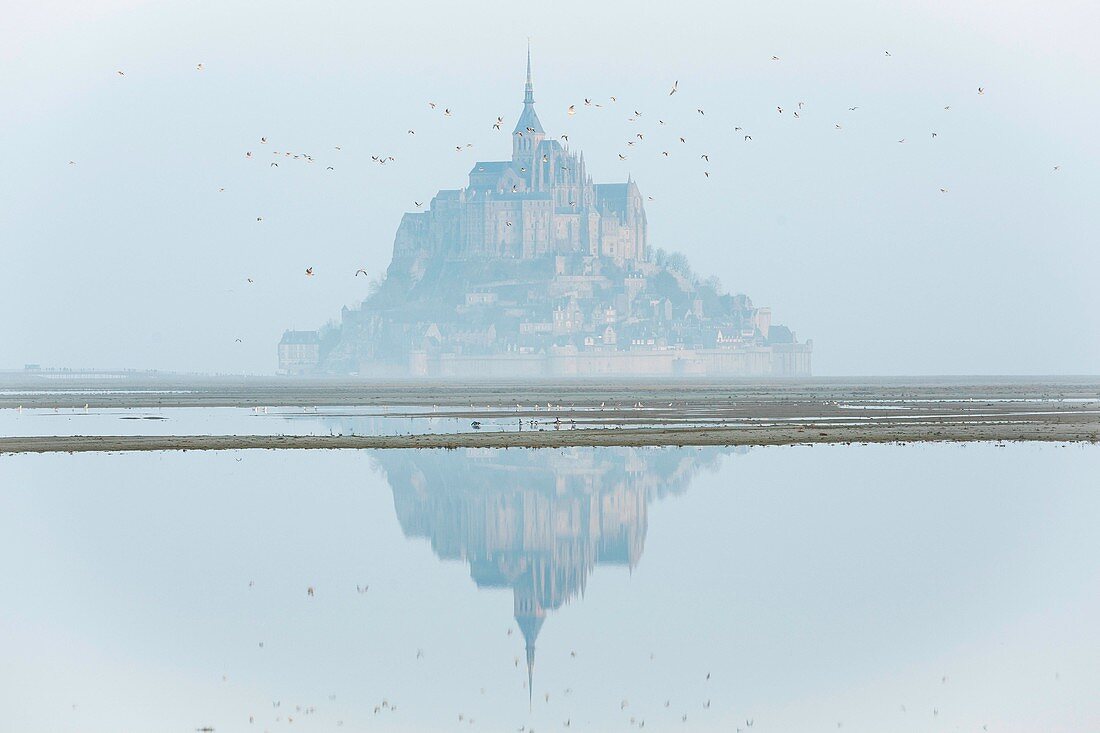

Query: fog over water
2;1;1098;375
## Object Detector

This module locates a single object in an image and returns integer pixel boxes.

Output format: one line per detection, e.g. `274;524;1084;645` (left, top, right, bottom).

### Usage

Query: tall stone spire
524;41;535;105
512;43;546;167
513;45;544;138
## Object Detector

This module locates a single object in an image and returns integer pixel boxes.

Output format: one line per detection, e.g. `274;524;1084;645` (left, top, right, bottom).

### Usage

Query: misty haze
2;2;1098;732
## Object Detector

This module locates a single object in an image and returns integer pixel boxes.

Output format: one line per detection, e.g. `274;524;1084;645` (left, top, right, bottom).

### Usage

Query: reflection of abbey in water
372;447;735;693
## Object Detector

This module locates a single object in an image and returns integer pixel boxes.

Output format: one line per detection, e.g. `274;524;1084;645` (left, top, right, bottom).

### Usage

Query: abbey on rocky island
279;52;811;378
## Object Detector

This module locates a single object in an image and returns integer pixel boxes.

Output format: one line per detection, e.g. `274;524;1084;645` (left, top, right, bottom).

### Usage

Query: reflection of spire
520;615;543;709
527;638;534;710
516;583;545;710
374;447;736;706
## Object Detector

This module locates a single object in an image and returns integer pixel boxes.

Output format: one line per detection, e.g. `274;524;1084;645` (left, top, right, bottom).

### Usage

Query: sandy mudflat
2;374;1100;410
1;417;1098;454
1;375;1098;452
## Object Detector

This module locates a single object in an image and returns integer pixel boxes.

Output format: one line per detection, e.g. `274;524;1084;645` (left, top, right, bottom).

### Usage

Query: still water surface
1;443;1097;732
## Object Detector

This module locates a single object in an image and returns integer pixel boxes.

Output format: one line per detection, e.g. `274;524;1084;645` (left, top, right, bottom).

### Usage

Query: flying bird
196;63;204;70
567;104;575;115
669;80;678;95
977;87;985;95
355;269;368;277
305;267;314;277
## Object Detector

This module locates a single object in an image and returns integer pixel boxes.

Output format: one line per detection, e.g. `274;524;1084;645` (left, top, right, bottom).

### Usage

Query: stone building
277;330;320;375
392;49;647;271
281;51;812;377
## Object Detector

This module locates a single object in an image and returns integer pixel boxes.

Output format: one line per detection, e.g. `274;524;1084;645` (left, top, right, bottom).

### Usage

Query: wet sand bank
3;375;1099;410
3;412;1097;453
2;376;1097;452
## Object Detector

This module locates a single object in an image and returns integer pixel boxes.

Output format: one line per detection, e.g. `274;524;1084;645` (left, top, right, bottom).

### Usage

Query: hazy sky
2;0;1098;375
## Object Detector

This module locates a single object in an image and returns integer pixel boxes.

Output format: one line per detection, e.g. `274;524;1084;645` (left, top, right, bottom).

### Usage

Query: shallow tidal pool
1;442;1097;732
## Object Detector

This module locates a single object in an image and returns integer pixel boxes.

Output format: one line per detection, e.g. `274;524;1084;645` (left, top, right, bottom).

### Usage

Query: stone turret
512;45;545;170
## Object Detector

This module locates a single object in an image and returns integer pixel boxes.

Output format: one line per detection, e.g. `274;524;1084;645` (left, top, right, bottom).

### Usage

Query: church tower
512;45;545;170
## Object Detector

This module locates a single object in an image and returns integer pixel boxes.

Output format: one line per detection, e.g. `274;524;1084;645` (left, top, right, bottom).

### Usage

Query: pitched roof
513;103;544;135
280;330;319;345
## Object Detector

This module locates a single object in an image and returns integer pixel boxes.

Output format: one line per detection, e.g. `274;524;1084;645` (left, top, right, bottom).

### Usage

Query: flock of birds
101;52;1063;292
187;589;998;733
89;57;1059;732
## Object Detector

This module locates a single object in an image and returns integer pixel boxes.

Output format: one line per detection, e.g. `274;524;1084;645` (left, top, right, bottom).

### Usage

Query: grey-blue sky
2;0;1097;374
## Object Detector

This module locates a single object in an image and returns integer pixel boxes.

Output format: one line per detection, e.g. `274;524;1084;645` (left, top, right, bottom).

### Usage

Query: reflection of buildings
371;447;736;696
